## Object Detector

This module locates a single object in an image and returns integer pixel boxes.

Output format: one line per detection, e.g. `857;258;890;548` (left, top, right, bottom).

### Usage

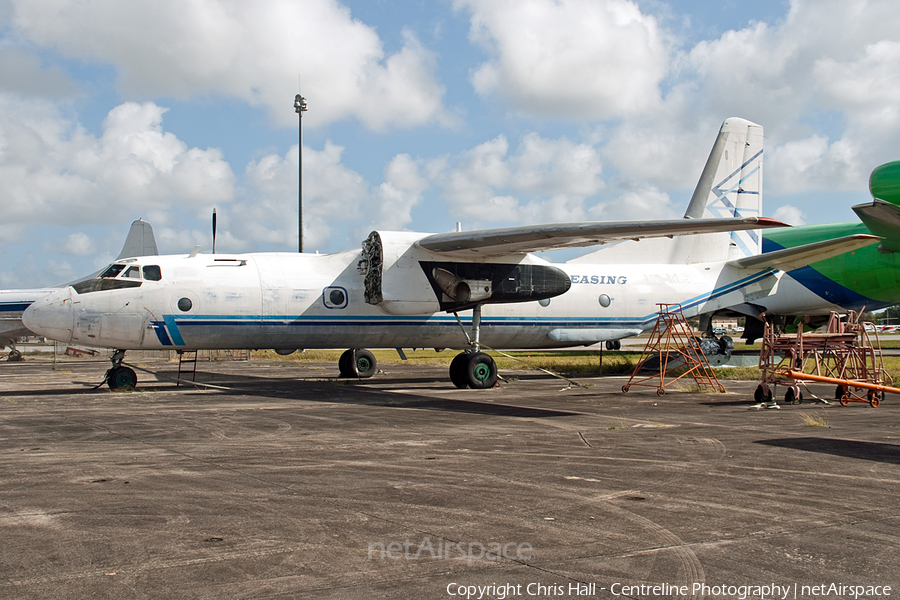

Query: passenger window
123;266;142;279
143;265;162;281
100;264;126;278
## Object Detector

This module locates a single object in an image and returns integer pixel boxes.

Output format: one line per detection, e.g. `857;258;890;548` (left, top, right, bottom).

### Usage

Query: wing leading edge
415;217;788;257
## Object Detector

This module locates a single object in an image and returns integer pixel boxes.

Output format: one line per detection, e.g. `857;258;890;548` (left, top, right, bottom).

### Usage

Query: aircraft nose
22;287;75;344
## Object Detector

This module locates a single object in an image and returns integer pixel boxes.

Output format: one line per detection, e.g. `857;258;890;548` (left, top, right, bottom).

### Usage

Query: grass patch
798;412;829;427
244;348;900;383
252;349;645;376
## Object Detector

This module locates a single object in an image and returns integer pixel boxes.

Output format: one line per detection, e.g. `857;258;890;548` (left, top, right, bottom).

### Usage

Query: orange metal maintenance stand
622;303;726;396
757;311;895;406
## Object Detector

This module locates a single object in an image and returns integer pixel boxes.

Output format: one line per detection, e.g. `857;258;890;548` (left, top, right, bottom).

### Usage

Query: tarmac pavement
1;356;898;600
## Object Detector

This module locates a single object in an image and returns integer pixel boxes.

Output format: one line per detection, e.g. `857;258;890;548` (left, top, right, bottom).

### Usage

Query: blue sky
1;0;898;287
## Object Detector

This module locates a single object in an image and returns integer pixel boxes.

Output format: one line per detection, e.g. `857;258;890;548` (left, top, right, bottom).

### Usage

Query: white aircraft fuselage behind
23;239;778;353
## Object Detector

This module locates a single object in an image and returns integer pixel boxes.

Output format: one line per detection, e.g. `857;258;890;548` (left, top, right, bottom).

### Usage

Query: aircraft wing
416;217;787;257
726;234;881;271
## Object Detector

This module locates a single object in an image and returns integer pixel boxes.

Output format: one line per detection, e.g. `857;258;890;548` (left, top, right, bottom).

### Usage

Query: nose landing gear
105;350;137;391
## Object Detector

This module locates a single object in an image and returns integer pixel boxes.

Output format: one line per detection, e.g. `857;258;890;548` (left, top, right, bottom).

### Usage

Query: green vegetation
252;348;900;382
799;412;829;427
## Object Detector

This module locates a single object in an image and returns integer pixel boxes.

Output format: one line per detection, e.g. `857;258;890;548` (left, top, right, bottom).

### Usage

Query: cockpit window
143;265;162;281
100;264;127;278
123;266;141;279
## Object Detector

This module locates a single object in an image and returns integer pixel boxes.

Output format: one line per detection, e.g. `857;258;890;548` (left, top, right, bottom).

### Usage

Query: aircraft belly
759;274;847;315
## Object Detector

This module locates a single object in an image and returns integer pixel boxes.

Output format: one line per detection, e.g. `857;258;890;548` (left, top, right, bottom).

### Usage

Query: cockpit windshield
73;262;162;294
100;264;127;278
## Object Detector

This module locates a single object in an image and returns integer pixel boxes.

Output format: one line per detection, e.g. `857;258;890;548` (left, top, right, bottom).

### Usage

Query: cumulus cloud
680;0;900;194
0;97;234;228
772;204;806;226
0;47;80;96
373;154;429;231
60;232;97;256
435;132;605;225
455;0;667;119
4;0;451;130
237;141;370;251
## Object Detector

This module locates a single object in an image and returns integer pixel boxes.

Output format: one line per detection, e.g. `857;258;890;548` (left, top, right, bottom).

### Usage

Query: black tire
605;340;621;351
338;349;354;377
464;352;498;389
754;384;772;403
835;384;845;399
108;366;137;390
785;388;803;405
353;349;377;378
449;352;469;389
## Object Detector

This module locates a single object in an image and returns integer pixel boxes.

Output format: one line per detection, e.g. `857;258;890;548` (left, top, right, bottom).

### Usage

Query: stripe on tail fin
683;117;764;259
569;117;765;266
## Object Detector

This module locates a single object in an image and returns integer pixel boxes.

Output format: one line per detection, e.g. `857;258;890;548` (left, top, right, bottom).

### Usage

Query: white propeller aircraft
1;219;158;361
22;118;878;390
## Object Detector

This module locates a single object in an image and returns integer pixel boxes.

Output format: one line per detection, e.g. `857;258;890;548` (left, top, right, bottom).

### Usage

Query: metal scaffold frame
623;303;726;396
757;310;897;407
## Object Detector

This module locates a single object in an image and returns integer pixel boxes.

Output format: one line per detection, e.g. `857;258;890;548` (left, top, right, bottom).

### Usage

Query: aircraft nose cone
22;287;75;343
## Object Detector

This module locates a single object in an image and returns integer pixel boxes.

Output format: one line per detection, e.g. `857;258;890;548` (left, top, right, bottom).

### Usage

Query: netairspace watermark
439;582;894;600
368;536;532;566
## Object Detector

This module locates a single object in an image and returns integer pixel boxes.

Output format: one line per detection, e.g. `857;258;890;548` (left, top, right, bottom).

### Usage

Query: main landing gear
105;349;137;391
338;348;378;378
448;304;499;389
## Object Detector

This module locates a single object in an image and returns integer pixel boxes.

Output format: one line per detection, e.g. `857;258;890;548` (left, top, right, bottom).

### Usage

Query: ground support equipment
622;303;726;396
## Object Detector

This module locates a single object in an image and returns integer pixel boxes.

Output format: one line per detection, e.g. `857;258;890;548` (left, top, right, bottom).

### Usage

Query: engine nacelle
870;160;900;205
358;231;571;314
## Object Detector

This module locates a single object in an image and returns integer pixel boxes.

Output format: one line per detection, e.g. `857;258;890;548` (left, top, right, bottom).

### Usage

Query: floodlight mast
294;94;308;253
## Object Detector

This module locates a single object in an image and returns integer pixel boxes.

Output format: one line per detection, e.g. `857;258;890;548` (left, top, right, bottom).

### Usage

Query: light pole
294;94;308;253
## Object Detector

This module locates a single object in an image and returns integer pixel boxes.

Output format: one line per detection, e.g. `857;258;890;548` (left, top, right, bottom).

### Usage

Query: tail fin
116;219;159;259
568;117;764;266
683;117;764;258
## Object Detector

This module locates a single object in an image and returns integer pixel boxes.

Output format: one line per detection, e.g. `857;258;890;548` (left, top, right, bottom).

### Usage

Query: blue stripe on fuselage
0;302;32;312
156;271;774;344
762;237;880;311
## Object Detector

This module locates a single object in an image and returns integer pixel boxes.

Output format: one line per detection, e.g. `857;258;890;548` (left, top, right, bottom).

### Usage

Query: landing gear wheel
338;349;377;378
353;349;377;378
464;352;498;389
785;388;803;405
449;352;469;389
108;366;137;391
605;340;621;351
7;349;23;362
338;349;354;377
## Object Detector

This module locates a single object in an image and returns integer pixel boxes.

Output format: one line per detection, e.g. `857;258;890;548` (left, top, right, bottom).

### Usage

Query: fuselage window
143;265;162;281
123;266;142;279
100;264;126;279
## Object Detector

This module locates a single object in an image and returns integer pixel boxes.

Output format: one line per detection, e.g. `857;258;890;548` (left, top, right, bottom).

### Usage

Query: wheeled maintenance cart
756;311;895;406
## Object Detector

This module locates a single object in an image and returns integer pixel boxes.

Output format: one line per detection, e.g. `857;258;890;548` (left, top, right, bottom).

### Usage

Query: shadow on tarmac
756;437;900;464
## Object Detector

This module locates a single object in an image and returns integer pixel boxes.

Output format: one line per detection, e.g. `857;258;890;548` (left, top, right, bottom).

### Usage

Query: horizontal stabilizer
417;217;787;257
852;199;900;252
727;234;880;271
